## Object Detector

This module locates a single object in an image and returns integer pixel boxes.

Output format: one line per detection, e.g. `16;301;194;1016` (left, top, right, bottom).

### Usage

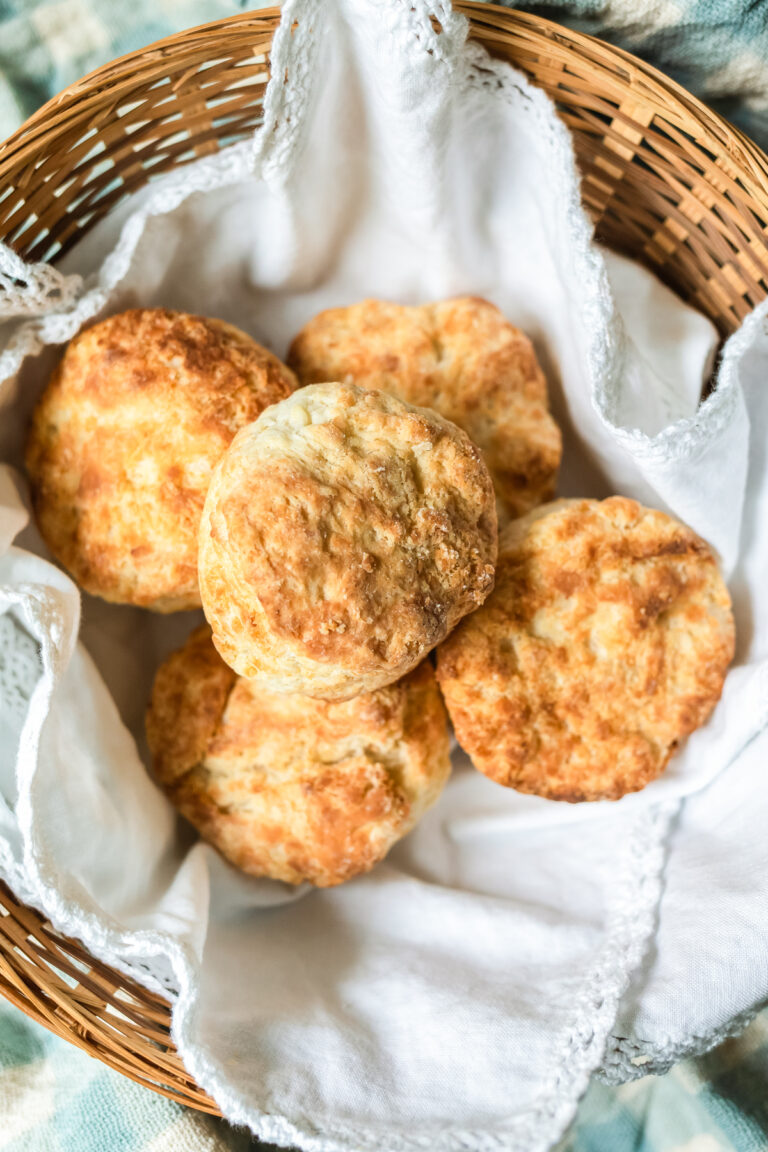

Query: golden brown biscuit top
288;296;562;520
25;309;296;610
199;381;497;693
53;308;293;419
147;626;451;886
437;497;735;802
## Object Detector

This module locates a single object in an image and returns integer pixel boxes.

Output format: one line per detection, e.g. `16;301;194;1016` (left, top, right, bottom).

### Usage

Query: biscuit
146;626;451;886
288;297;562;521
436;497;735;802
199;381;497;699
25;309;296;611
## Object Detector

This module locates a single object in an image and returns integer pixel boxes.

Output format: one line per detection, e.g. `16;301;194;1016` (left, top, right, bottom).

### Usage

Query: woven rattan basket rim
6;3;768;219
4;1;764;169
2;3;767;329
2;0;768;1118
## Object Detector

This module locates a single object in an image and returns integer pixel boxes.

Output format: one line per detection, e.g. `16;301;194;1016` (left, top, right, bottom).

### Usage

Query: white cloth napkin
0;2;766;1149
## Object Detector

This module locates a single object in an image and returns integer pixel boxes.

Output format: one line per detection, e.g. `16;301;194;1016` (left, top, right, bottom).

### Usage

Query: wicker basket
1;0;767;1115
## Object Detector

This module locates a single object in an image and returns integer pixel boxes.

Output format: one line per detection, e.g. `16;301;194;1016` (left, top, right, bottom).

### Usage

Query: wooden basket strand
0;881;218;1112
1;1;768;1114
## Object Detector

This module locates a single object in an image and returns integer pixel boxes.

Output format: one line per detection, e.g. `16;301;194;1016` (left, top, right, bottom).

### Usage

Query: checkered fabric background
1;2;767;1150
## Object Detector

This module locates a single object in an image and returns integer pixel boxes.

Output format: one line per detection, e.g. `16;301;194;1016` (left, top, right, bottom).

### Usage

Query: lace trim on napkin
600;1002;768;1084
0;611;40;725
171;803;676;1152
0;246;83;320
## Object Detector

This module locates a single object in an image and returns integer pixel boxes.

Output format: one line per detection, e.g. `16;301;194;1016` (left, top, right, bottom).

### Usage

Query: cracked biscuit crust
147;626;451;886
436;497;735;801
288;297;562;522
199;381;497;699
25;309;296;611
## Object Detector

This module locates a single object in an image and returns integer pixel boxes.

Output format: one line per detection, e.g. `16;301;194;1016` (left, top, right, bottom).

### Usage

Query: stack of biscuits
25;299;734;887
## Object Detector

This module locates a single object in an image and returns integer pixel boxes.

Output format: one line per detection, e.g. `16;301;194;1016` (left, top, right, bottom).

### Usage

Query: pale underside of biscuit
146;626;451;886
287;296;562;522
199;380;498;699
25;309;296;611
436;497;735;802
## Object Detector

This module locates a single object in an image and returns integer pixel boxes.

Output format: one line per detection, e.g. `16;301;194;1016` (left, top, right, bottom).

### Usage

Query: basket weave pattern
1;0;767;1113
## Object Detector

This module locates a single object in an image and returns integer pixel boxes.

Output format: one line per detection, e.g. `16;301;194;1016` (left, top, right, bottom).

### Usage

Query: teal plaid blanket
1;2;767;1150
